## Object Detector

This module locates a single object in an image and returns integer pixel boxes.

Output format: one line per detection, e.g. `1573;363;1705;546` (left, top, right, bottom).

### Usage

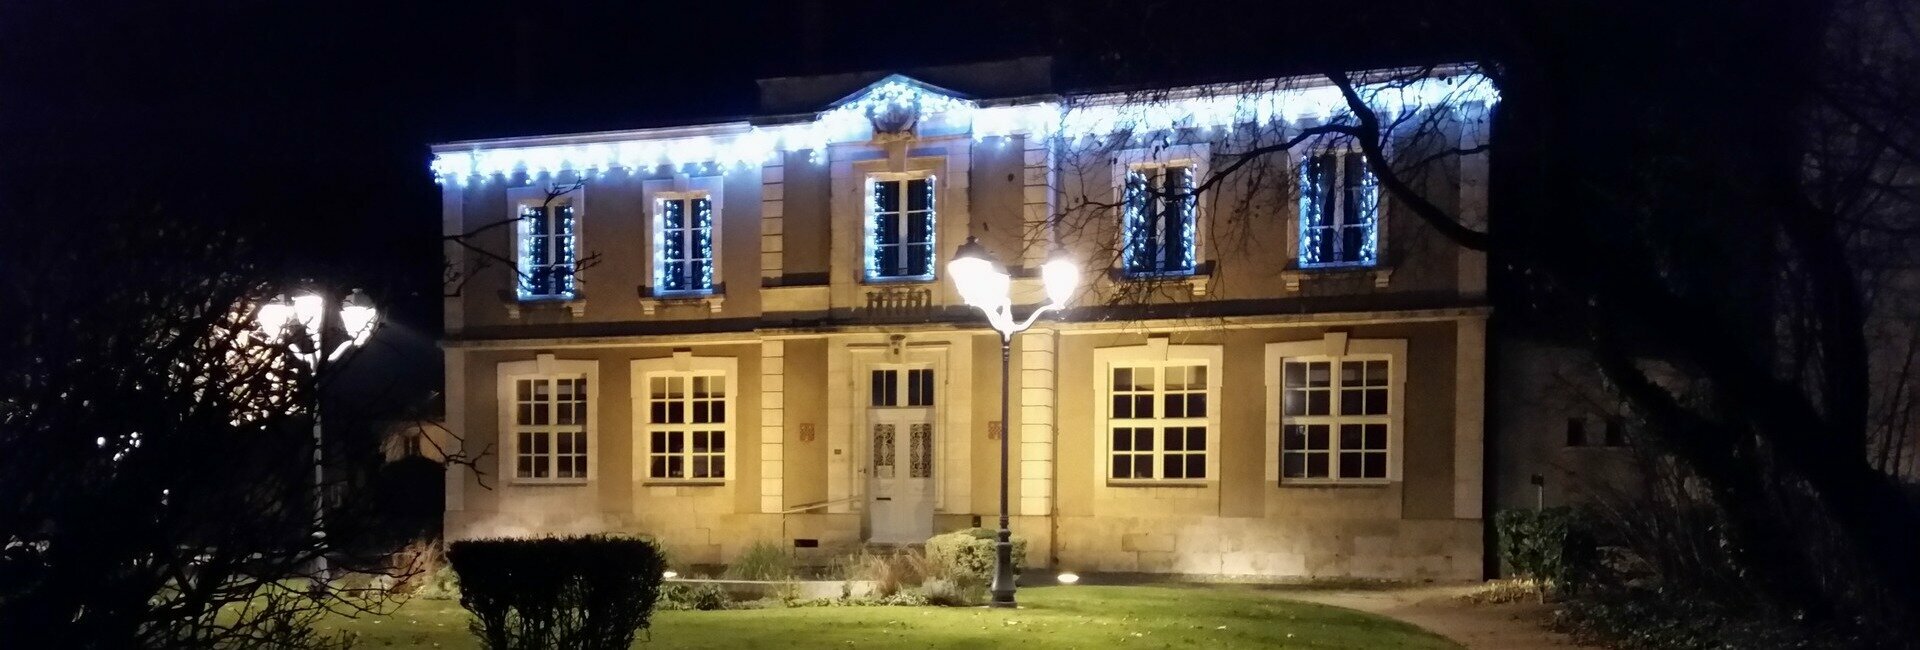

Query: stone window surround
632;351;739;486
504;183;589;317
1263;333;1408;486
1091;338;1224;490
828;145;965;313
1284;137;1396;292
640;174;726;315
863;170;938;283
1111;144;1212;296
496;354;600;486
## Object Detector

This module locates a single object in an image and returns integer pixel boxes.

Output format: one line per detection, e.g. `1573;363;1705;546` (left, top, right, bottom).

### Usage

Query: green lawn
323;585;1458;649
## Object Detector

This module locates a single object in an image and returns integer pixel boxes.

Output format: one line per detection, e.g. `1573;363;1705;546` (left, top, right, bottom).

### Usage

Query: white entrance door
867;367;935;544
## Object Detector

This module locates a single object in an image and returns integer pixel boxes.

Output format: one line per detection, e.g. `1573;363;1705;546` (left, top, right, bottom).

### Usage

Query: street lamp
256;286;379;581
947;236;1079;608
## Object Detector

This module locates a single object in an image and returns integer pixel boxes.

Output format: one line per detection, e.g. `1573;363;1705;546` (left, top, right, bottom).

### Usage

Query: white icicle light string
432;72;1499;185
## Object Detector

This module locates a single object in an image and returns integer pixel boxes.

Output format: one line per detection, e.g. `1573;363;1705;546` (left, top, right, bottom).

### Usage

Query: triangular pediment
826;74;976;115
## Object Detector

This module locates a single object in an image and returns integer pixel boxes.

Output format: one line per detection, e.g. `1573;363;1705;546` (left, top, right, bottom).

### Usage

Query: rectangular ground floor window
644;372;729;480
1106;362;1210;481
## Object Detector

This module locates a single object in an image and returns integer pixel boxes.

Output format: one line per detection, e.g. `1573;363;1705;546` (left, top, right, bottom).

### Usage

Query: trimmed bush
1495;507;1596;588
925;528;1027;584
446;535;666;650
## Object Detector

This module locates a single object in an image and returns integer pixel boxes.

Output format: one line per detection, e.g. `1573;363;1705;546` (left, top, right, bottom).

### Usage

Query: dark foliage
1494;508;1596;591
1553;453;1913;648
657;582;728;611
0;193;407;647
448;535;667;650
1557;585;1871;650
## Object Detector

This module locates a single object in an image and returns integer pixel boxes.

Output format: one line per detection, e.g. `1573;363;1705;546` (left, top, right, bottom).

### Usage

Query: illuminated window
509;375;589;481
867;174;936;280
644;372;730;481
1298;150;1379;267
517;200;578;298
655;193;715;294
1122;163;1197;276
1106;363;1210;481
1279;357;1390;481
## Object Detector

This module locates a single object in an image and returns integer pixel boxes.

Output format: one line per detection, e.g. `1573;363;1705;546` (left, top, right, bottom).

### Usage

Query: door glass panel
909;424;933;478
872;424;896;479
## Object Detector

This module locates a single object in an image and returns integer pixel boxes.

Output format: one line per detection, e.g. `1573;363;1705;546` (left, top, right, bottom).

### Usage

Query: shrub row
443;527;1031;647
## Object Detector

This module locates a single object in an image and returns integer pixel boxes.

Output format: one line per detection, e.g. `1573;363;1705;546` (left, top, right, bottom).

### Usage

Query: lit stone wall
1054;515;1481;579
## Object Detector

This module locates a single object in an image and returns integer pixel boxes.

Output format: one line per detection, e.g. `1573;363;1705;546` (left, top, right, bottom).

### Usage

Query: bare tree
442;179;601;299
1044;66;1492;308
0;203;413;647
1047;0;1920;637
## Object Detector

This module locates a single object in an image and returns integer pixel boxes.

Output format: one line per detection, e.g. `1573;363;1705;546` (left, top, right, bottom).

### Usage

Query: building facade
432;60;1499;580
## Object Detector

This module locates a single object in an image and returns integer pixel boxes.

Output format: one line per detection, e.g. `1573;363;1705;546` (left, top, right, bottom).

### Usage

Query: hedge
446;535;666;650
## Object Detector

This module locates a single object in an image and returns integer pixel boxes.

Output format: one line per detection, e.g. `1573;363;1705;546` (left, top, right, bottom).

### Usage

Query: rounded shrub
925;528;1027;584
446;535;667;650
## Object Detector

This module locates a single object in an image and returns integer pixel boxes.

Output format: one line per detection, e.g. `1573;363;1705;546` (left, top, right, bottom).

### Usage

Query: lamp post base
989;531;1017;608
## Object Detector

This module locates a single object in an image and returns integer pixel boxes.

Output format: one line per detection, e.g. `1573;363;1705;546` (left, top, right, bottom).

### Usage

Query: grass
323;585;1459;649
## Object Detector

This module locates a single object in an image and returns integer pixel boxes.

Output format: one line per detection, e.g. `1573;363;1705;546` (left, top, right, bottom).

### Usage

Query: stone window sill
1106;479;1209;488
1277;479;1391;488
637;288;725;315
1117;272;1212;297
500;291;587;318
643;480;726;487
1280;266;1394;292
508;477;590;487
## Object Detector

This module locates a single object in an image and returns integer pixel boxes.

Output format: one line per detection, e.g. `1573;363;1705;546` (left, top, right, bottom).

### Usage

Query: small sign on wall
987;420;1002;440
799;423;816;443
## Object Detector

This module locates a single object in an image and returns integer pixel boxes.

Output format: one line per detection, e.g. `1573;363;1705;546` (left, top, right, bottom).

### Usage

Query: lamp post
256;286;378;581
947;236;1079;608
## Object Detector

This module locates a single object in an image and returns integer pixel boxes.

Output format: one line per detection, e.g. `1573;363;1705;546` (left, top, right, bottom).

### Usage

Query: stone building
431;58;1503;580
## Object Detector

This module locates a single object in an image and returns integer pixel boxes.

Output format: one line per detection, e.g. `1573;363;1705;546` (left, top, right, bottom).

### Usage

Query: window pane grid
1107;363;1209;481
871;368;934;407
512;376;588;481
520;203;577;298
868;177;935;279
658;195;715;293
1298;151;1378;268
1123;164;1197;276
1281;357;1390;481
646;371;729;480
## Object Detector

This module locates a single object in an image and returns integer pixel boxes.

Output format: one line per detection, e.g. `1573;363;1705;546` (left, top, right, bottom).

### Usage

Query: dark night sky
0;0;1473;410
0;1;1084;321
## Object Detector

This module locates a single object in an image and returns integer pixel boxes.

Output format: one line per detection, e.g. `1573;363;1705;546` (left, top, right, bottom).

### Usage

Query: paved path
1269;584;1606;650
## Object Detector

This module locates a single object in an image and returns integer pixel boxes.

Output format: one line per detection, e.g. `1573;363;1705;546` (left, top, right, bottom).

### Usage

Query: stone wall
1055;515;1480;580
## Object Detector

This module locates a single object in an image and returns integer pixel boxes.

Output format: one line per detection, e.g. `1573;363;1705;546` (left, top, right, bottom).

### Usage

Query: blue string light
432;72;1499;185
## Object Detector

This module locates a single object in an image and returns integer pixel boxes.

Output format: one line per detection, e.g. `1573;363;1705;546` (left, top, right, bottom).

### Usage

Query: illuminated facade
435;59;1499;579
